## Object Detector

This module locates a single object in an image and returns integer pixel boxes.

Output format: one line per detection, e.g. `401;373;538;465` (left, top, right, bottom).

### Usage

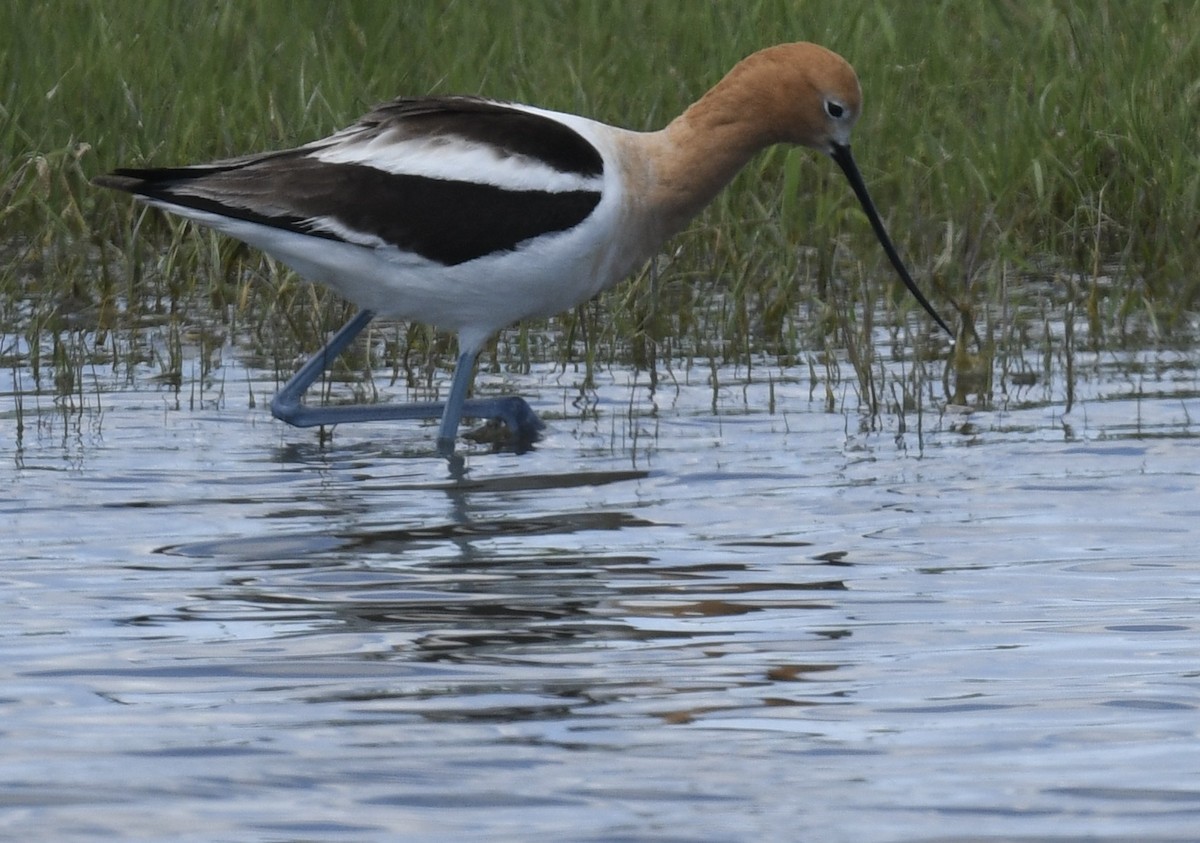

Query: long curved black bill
830;143;953;337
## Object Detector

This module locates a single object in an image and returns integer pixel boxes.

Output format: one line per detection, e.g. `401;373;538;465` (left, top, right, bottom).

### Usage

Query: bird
94;42;952;457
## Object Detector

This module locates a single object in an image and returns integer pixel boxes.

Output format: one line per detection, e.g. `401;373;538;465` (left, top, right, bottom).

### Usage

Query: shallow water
3;328;1199;842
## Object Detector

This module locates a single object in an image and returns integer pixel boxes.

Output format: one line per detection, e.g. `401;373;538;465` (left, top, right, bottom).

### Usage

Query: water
3;330;1199;842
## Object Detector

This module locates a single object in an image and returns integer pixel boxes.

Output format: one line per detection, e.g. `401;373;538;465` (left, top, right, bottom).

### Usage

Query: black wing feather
94;97;604;266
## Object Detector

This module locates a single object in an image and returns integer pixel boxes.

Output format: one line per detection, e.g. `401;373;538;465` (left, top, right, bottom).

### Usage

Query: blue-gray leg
270;309;377;425
270;310;543;454
436;348;545;456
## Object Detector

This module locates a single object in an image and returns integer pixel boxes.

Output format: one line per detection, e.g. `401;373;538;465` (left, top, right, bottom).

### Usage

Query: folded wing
94;97;606;266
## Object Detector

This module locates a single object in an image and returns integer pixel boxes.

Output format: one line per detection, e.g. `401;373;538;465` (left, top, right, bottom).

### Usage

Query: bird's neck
620;74;778;245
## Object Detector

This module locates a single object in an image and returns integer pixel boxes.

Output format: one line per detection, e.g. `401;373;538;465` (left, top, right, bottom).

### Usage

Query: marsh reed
3;1;1196;434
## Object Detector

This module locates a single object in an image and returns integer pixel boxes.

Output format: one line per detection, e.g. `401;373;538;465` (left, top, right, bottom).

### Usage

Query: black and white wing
94;97;606;266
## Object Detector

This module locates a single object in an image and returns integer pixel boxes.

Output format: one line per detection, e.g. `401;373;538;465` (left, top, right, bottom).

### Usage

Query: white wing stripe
311;133;603;194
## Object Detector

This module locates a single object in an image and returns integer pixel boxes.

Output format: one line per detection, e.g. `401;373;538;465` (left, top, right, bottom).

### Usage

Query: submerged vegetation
2;1;1198;441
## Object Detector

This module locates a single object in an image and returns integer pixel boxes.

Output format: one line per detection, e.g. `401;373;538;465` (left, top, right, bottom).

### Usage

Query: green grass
3;0;1198;426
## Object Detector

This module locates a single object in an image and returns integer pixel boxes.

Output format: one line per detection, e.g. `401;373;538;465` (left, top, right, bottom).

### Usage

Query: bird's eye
825;100;845;119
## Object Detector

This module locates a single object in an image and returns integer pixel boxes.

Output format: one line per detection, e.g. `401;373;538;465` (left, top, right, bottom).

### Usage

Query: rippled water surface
3;332;1199;842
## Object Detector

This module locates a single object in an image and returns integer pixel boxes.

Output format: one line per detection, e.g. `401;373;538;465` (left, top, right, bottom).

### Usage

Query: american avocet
94;42;952;457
